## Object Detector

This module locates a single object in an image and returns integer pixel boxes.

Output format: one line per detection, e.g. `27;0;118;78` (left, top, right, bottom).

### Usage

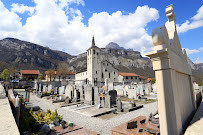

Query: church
75;36;149;86
75;36;119;86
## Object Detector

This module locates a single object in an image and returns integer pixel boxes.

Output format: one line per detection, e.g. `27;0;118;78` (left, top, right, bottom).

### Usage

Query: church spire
92;35;95;47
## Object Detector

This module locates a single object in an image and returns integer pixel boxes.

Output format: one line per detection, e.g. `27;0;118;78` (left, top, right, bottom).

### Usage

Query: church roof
87;35;100;50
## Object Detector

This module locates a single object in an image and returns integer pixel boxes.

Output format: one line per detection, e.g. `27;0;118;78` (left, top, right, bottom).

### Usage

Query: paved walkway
30;93;158;135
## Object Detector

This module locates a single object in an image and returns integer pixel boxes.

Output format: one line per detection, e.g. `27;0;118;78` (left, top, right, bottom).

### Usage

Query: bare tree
47;69;55;81
57;62;70;81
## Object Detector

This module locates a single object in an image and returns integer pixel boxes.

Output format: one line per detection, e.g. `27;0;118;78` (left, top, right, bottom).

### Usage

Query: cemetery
0;3;202;135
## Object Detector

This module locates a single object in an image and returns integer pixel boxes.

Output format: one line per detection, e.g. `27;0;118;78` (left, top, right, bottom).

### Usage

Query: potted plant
50;89;55;95
61;120;66;129
43;91;48;96
69;122;74;127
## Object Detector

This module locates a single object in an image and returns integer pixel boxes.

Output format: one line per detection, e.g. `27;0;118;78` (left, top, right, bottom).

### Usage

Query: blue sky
0;0;202;63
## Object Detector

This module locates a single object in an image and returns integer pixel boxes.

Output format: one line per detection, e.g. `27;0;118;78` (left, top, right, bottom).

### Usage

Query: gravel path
30;93;157;135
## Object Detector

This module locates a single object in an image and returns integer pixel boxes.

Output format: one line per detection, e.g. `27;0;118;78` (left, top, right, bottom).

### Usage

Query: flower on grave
50;89;54;92
43;91;47;94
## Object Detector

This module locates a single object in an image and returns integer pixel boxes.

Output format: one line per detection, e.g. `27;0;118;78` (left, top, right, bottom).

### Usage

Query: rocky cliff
0;38;202;81
0;38;73;71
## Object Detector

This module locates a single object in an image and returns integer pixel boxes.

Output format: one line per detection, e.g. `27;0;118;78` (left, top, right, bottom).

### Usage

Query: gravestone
117;97;123;112
152;83;157;94
108;82;114;90
105;95;111;108
137;83;144;95
145;5;196;135
59;86;65;95
109;90;117;105
78;86;84;101
38;83;42;92
144;83;152;95
48;84;52;93
84;84;94;105
65;84;74;99
99;97;104;108
94;87;100;106
43;85;47;92
73;89;80;102
128;86;137;99
34;80;38;90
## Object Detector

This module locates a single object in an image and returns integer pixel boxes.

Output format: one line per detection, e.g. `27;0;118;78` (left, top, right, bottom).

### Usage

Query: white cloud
0;1;22;37
0;0;159;55
184;47;203;55
194;57;203;64
88;6;159;55
11;4;35;15
177;5;203;33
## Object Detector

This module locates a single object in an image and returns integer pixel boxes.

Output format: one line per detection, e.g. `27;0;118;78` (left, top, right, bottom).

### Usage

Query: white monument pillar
145;5;196;135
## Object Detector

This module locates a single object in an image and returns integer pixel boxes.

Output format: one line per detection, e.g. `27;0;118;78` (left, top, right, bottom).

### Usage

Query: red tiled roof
21;70;40;75
45;71;75;75
118;72;139;77
147;78;152;82
139;76;148;80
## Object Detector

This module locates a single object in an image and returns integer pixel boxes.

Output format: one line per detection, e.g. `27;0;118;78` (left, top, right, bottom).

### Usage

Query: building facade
45;71;75;82
75;36;119;86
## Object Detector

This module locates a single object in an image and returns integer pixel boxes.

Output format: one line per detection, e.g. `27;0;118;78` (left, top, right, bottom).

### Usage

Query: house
20;70;40;80
45;71;75;82
118;72;148;84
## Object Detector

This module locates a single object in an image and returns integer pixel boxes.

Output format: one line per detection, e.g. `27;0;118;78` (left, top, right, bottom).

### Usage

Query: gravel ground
30;93;158;135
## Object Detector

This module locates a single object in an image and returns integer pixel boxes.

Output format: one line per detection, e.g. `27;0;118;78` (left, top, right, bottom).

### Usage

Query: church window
102;73;104;78
114;72;115;74
109;73;111;78
93;49;95;54
107;63;108;66
96;71;97;74
105;69;107;72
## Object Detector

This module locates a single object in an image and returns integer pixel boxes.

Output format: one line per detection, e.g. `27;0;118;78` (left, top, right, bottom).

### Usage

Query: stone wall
0;85;19;135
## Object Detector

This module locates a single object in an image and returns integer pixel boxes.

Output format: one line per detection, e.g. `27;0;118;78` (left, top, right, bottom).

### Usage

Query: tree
151;78;156;84
1;69;10;81
57;62;70;81
8;67;18;80
38;73;45;80
47;69;55;81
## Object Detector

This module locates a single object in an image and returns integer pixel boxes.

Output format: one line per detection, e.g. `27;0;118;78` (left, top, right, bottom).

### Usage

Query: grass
120;97;157;104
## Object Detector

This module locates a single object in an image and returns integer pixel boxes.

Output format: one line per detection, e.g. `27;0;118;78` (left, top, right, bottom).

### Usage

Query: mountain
69;45;154;77
106;42;133;51
0;38;73;71
0;38;202;82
